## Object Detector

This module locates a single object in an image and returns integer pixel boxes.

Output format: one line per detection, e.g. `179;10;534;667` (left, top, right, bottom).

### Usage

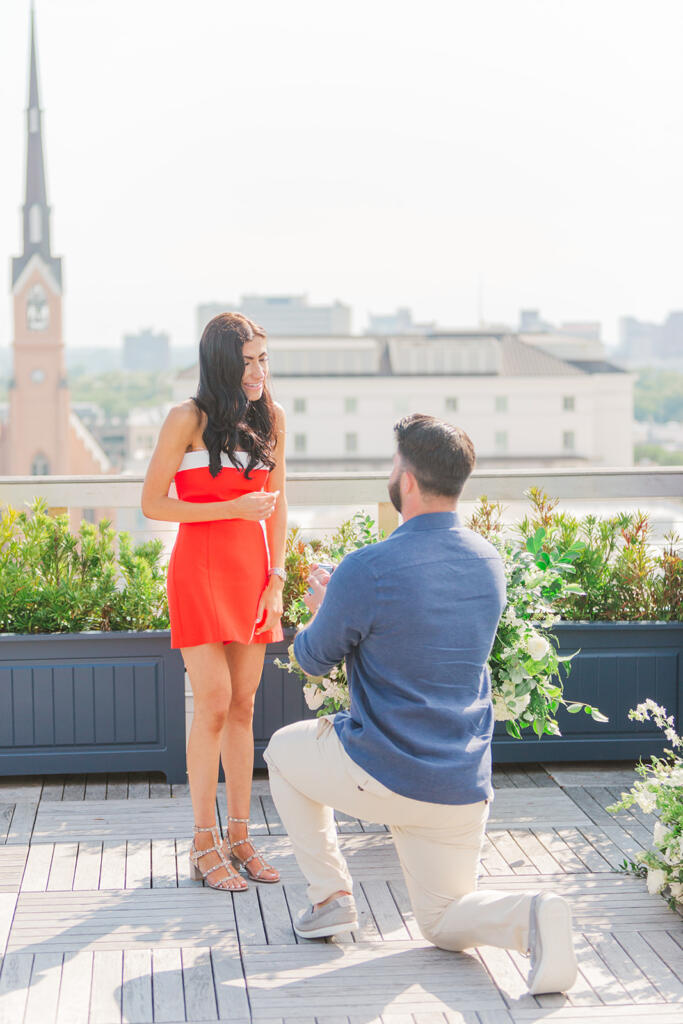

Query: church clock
26;283;49;331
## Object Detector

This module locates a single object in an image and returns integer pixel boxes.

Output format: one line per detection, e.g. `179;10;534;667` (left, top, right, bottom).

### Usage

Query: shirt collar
393;510;462;535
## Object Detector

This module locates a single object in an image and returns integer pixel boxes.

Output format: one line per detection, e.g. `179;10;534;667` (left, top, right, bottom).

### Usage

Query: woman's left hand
255;578;284;635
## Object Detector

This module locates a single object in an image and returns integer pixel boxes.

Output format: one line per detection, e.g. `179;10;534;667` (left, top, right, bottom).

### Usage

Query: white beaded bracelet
268;567;286;582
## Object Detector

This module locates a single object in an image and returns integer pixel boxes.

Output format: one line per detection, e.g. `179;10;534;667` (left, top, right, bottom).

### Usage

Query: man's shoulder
455;526;504;563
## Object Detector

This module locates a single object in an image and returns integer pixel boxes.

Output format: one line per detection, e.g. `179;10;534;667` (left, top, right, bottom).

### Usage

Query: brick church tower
0;8;109;478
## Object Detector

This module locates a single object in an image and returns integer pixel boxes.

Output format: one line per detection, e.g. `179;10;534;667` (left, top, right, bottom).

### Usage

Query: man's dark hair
393;414;475;498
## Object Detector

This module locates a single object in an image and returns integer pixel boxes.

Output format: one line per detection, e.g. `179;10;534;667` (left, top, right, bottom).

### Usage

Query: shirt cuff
293;630;334;677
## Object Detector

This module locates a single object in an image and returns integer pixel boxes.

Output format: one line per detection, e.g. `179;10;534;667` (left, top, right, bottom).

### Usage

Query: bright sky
1;0;682;350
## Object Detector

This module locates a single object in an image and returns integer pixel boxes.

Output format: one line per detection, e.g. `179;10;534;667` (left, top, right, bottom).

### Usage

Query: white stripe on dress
177;449;268;473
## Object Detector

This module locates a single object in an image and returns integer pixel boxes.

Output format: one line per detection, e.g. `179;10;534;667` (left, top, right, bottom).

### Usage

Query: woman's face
241;336;268;401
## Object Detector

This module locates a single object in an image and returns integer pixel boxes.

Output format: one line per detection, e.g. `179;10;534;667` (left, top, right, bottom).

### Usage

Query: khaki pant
264;717;535;953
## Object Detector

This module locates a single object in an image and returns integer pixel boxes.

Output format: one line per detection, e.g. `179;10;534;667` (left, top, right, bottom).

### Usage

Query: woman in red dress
142;313;286;891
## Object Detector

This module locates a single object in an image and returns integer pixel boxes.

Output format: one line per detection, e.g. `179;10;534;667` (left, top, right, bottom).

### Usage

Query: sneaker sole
528;895;577;995
293;919;358;939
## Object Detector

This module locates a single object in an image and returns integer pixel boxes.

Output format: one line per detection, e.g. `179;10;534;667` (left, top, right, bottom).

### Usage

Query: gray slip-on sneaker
294;895;359;939
527;892;578;994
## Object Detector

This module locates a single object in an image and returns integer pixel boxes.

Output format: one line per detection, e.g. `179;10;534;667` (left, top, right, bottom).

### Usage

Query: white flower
634;789;658;815
303;684;325;710
654;821;668;846
668;882;683;901
646;868;668;894
526;634;550;662
492;682;531;722
668;767;683;787
664;837;681;865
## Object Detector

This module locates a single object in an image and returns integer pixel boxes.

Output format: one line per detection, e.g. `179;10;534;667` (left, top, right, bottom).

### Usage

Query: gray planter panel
0;632;186;783
493;621;683;762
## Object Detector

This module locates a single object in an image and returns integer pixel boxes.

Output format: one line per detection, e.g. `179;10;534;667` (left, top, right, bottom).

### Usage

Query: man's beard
388;474;402;513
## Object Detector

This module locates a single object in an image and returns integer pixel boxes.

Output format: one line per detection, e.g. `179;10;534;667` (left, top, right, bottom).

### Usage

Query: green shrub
0;500;169;634
510;489;683;622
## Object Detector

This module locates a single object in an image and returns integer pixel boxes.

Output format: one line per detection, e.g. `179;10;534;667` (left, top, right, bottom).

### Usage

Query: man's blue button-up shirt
293;511;506;805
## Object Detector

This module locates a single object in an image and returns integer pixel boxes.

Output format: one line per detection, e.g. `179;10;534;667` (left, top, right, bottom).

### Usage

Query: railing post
377;500;399;537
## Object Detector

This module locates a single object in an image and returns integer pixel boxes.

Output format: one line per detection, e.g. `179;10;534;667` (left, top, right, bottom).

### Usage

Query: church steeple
11;4;62;288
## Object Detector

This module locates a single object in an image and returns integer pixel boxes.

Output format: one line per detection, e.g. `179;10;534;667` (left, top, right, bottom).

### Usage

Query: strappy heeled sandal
189;824;248;891
225;815;280;884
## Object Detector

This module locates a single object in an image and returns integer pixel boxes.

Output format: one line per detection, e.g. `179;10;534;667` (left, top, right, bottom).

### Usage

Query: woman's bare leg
221;642;279;881
182;643;246;889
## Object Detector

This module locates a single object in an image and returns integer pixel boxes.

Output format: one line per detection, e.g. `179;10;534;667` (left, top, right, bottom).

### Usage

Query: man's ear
401;468;419;496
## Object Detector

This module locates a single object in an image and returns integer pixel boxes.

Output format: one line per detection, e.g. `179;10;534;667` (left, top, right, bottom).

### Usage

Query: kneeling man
264;414;577;995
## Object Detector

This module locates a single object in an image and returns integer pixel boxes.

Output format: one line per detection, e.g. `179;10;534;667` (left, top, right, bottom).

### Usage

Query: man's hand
304;563;331;614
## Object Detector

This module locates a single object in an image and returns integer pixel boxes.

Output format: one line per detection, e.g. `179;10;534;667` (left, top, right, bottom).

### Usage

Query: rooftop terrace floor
0;760;680;1024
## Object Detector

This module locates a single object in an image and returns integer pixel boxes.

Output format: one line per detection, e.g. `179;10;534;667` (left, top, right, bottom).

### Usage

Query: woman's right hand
226;490;279;521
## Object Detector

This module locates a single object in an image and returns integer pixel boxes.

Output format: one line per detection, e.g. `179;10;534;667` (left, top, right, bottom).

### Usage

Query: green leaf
505;719;522;739
589;708;609;723
566;703;583;713
532;718;544;737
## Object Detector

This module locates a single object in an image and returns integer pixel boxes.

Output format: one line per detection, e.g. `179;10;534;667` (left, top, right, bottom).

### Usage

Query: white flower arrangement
608;700;683;911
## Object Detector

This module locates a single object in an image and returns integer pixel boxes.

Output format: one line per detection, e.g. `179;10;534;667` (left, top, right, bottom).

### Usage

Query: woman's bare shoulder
272;401;286;429
164;400;202;436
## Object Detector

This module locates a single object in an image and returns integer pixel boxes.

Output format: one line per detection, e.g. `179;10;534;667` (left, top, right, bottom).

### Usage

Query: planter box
492;621;683;763
0;631;186;783
257;622;683;768
253;629;315;770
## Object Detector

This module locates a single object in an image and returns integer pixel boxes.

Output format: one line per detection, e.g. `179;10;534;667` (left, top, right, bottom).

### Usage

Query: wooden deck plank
151;946;185;1023
531;831;586;874
73;841;103;891
509;831;563;875
480;837;511;876
7;889;238;953
89;948;123;1024
585;931;663;1002
127;773;151;799
105;775;129;801
84;775;108;801
234;884;268;944
21;843;53;891
476;945;536;1008
23;951;63;1024
6;801;37;845
125;839;152;889
62;775;87;801
362;881;410;941
614;931;683;1000
488;832;538;875
152;838;178;888
122;947;153;1023
0;804;14;844
261;794;287;835
182;945;218;1021
0;952;32;1023
242;942;508;1015
100;841;127;890
46;841;78;891
0;845;28;892
642;931;683;983
259;884;298;944
212;943;252;1019
387;879;422;941
55;949;93;1024
572;934;632;1005
554;828;613;873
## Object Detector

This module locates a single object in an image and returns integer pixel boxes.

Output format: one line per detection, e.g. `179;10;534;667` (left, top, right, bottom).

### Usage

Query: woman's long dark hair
192;312;277;478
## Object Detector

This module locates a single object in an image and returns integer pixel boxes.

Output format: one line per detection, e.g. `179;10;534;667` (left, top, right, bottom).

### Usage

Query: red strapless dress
167;449;284;649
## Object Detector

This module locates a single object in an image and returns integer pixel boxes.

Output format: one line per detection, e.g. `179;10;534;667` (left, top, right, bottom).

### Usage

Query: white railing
0;466;681;539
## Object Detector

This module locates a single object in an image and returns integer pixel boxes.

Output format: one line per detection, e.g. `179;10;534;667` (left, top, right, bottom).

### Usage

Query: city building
175;331;634;471
517;310;607;362
365;307;436;334
0;10;109;485
618;313;683;370
123;328;171;372
196;295;352;339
